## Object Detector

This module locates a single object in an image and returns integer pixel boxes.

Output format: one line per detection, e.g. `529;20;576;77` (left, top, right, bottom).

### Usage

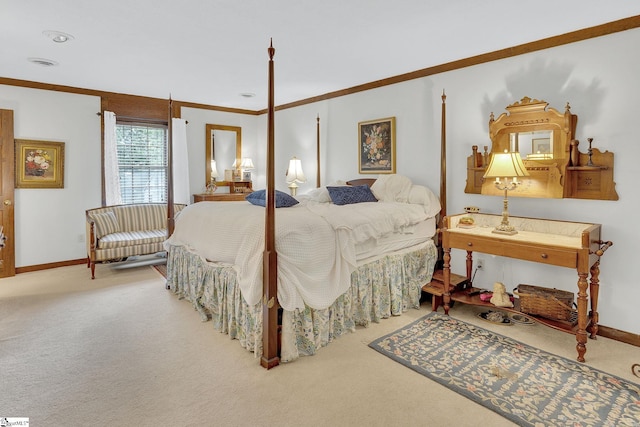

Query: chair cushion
98;229;167;249
91;211;119;238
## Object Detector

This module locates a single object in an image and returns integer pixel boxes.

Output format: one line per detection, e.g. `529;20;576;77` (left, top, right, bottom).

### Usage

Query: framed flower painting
15;139;65;188
358;117;396;174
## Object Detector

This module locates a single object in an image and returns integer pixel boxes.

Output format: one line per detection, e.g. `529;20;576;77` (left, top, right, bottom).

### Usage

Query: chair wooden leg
91;262;96;279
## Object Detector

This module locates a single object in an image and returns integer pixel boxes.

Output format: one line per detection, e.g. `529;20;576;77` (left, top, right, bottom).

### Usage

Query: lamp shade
285;156;307;184
240;158;254;170
210;160;219;178
483;150;530;179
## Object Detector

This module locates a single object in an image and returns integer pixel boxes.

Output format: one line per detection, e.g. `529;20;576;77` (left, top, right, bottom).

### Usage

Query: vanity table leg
466;251;473;285
443;247;452;315
576;272;589;362
588;260;600;339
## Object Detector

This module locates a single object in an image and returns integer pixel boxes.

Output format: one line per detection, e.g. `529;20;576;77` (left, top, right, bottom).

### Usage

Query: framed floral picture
15;139;65;188
358;117;396;174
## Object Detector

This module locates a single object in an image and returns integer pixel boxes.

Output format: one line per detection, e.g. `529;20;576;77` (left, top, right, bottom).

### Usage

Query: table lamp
285;156;306;196
483;150;529;235
206;159;219;194
241;158;254;181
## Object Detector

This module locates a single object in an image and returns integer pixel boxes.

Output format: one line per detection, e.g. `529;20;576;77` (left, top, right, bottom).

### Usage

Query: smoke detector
28;57;59;67
43;30;74;43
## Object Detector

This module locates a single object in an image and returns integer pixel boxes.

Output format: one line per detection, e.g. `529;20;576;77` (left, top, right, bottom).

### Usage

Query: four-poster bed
164;42;446;369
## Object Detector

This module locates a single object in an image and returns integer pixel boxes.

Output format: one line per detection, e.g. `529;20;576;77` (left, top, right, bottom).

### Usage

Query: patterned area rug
369;312;640;426
152;263;167;278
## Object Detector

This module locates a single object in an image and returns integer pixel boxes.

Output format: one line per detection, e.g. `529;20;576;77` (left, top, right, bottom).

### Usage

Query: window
116;121;168;204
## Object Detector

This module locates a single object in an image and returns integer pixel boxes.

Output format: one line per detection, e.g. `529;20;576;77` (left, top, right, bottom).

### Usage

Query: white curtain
172;118;191;205
103;111;122;205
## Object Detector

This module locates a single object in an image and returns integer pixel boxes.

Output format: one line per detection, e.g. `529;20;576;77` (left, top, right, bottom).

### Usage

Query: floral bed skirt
166;240;437;363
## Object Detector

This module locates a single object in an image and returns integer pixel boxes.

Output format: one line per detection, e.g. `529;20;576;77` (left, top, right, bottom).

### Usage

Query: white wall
0;85;101;267
271;28;640;334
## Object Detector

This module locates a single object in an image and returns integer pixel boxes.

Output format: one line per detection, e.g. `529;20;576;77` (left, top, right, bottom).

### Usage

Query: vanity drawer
505;243;577;268
447;233;501;256
447;233;577;268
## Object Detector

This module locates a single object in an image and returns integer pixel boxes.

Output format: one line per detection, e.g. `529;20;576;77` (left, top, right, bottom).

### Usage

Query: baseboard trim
16;258;86;274
597;325;640;347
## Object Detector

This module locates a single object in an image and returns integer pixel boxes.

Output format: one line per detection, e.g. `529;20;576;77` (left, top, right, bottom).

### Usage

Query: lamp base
288;182;299;196
492;223;518;235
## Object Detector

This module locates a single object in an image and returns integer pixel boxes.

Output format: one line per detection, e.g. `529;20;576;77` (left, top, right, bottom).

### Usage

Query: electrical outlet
476;258;484;269
464;206;480;213
77;233;84;243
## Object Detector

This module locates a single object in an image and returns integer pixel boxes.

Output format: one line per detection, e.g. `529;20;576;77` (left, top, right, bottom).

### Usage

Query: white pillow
371;174;412;203
302;180;347;203
408;185;441;218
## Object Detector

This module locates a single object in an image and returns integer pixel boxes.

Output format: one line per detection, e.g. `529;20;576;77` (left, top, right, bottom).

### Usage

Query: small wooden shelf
422;269;469;311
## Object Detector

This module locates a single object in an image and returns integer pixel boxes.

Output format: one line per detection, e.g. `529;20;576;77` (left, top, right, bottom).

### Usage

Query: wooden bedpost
435;90;447;268
316;114;321;188
261;39;280;369
440;90;447;228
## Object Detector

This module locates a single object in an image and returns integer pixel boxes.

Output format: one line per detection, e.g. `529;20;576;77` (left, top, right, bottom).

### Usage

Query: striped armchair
86;203;186;279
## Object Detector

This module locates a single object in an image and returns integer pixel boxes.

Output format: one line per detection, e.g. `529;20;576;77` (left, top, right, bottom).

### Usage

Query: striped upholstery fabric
86;203;187;272
99;229;167;249
115;204;168;232
91;211;119;238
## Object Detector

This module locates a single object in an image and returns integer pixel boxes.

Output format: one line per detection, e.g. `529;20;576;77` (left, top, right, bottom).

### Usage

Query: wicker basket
515;284;575;321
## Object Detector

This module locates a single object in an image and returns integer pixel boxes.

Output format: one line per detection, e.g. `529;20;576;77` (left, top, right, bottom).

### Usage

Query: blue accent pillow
327;185;378;205
246;189;299;208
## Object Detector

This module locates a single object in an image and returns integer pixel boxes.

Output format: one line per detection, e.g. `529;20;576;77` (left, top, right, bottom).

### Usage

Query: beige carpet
1;263;638;427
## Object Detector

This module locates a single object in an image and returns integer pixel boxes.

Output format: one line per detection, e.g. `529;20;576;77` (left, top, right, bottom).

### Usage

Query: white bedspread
165;181;439;312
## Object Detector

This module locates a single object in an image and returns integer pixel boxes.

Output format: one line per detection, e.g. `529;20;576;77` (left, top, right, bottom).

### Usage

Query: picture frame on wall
358;117;396;174
15;139;65;188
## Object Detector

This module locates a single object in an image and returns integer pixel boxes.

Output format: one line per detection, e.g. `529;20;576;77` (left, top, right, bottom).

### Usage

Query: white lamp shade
286;157;307;184
483;151;530;178
210;160;219;178
240;158;254;170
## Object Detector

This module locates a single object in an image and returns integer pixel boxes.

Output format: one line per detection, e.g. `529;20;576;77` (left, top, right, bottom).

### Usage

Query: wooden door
0;109;15;277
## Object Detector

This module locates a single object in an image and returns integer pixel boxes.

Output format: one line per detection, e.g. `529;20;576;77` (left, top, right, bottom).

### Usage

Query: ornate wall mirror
465;96;617;200
205;124;241;187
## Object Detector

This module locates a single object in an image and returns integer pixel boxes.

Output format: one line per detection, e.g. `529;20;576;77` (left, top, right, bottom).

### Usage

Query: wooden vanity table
440;213;612;362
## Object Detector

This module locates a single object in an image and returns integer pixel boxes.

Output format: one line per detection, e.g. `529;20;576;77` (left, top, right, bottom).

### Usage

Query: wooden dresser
438;213;612;362
193;181;253;203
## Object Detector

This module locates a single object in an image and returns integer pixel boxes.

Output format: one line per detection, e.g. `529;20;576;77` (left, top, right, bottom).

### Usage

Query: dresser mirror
511;130;553;160
205;124;242;187
465;96;618;200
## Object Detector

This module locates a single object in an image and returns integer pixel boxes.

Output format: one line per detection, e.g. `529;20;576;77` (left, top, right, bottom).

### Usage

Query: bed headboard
346;178;376;187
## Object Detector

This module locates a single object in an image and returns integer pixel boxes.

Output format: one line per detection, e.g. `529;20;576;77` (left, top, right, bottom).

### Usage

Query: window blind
115;122;168;204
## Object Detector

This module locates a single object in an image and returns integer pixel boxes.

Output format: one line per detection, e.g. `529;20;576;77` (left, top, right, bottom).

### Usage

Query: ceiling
2;1;640;110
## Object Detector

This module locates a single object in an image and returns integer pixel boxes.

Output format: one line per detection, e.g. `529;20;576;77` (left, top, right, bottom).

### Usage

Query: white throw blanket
165;183;439;312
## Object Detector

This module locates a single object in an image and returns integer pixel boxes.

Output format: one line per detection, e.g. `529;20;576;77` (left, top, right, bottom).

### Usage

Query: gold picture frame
358;117;396;174
15;139;65;188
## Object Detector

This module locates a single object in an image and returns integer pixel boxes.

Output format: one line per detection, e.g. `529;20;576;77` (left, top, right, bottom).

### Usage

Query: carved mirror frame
465;96;618;200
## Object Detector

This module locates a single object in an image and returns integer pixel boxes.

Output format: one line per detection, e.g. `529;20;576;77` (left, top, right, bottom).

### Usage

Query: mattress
355;216;436;261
